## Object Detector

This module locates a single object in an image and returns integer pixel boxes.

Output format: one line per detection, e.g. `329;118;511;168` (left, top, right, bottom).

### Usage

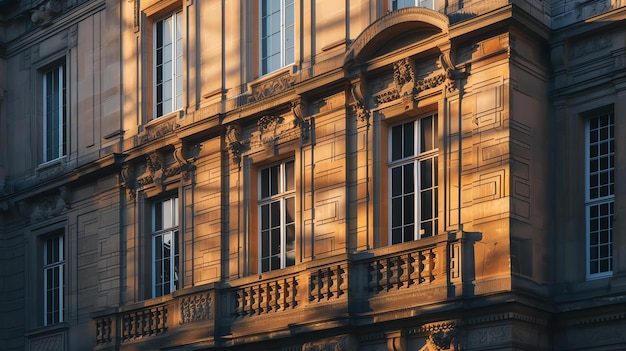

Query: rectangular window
43;64;66;162
586;111;614;278
154;10;183;118
260;0;295;75
389;114;438;245
259;160;295;272
152;197;180;297
391;0;437;10
43;234;64;325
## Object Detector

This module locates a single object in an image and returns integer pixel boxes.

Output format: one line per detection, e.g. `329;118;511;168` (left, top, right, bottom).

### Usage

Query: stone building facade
0;0;625;350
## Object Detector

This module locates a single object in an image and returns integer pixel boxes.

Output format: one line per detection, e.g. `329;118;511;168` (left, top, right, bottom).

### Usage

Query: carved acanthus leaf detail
258;114;284;145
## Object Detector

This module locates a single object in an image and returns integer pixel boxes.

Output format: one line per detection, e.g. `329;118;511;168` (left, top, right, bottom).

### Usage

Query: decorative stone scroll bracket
120;164;137;200
174;146;197;181
291;100;312;143
226;123;247;165
351;83;369;124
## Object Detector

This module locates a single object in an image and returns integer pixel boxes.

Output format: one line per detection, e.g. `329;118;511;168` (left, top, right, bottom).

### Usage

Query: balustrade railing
93;232;467;347
234;276;298;318
120;305;167;342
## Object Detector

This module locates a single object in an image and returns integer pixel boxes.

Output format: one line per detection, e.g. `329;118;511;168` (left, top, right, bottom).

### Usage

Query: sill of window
36;157;67;173
144;110;184;129
25;322;69;337
255;65;297;84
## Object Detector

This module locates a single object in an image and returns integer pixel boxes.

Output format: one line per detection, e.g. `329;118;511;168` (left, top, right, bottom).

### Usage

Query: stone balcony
92;231;473;350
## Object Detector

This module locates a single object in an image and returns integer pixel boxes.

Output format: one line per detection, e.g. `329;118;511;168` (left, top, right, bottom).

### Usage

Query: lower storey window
586;111;614;278
259;160;295;272
44;234;64;325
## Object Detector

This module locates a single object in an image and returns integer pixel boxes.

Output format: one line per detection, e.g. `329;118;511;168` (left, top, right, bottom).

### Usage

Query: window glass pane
285;197;295;223
285;160;295;191
261;168;270;198
404;194;414;224
391;167;402;197
403;164;414;194
420;116;433;152
391;125;403;161
271;228;280;255
420;158;432;189
261;204;270;230
403;121;414;158
271;165;279;196
271;201;280;226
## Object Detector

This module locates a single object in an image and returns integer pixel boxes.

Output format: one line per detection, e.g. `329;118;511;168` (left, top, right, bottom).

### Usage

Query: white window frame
390;0;438;11
152;197;180;297
153;10;183;118
388;114;438;245
43;234;64;325
260;0;295;75
258;159;296;273
42;64;66;163
585;111;614;279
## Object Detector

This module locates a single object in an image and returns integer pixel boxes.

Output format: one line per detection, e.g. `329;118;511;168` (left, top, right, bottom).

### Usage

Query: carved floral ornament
372;50;465;106
418;321;462;351
302;335;358;351
257;114;285;146
17;186;71;222
31;0;63;26
120;147;196;199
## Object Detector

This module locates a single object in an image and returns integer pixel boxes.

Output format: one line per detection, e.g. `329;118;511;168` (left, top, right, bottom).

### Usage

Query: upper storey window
389;114;438;244
43;64;66;162
259;159;296;272
154;10;183;118
260;0;295;75
586;111;614;279
391;0;438;11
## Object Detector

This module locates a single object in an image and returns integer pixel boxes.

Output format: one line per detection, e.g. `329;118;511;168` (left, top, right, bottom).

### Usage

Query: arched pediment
345;7;449;64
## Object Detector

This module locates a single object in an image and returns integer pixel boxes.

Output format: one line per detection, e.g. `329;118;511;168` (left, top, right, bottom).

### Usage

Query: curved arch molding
346;7;450;63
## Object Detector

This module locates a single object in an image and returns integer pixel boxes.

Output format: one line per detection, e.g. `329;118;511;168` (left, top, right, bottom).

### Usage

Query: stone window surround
26;219;68;330
584;105;615;280
387;112;439;245
140;0;185;123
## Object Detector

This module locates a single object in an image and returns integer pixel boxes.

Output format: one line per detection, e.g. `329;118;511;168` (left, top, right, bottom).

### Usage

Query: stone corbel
173;146;196;180
438;49;467;93
120;164;137;200
291;100;311;142
226;124;247;165
350;82;369;124
386;331;407;351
